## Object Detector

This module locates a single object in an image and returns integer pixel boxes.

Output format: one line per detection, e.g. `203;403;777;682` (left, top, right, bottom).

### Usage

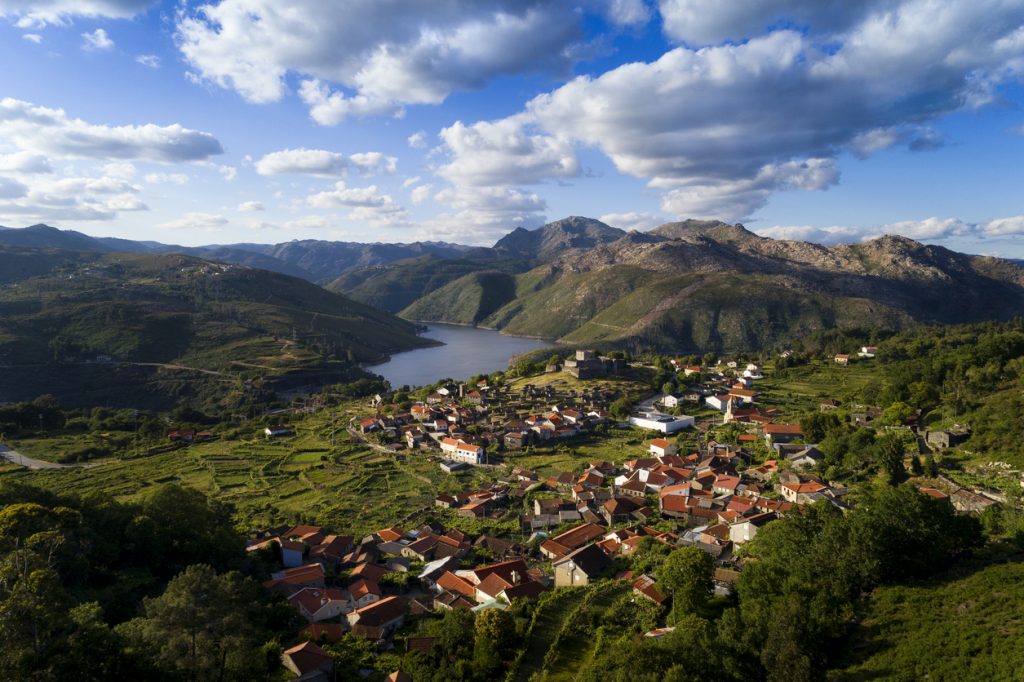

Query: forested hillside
0;248;432;408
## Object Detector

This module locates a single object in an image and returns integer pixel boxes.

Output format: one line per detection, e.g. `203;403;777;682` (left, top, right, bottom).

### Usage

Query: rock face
401;218;1024;353
492;217;626;261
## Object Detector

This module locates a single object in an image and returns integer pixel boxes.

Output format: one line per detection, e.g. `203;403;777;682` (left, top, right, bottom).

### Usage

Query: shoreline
361;321;559;381
401;318;562;344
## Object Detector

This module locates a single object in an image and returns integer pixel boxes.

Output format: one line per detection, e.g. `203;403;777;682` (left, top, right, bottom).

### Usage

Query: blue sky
0;0;1022;255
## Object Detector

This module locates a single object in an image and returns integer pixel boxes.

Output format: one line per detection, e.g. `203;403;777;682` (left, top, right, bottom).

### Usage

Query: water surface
369;323;553;388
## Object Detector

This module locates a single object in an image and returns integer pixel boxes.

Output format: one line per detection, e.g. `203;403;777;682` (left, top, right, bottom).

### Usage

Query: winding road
0;443;94;470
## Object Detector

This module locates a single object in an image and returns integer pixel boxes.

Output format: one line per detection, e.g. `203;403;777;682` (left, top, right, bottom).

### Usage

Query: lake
368;323;554;388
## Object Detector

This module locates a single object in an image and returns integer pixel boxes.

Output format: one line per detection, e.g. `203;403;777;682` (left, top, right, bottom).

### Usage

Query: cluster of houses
835;345;880;365
251;340;1016;681
354;371;620;467
663;359;778;426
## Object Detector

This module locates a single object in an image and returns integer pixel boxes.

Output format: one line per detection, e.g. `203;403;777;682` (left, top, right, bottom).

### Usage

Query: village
244;345;1000;681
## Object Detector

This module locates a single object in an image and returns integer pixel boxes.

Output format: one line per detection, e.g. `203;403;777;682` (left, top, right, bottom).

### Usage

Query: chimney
511;570;521;585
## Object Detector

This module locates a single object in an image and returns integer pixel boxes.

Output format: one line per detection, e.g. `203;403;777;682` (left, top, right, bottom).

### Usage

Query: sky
0;1;1023;255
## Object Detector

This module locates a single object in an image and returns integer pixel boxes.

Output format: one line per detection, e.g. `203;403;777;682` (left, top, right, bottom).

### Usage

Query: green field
1;393;672;536
756;358;880;414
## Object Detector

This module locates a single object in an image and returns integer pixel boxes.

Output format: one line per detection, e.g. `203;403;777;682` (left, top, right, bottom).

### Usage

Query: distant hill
0;224;487;283
328;217;626;311
400;220;1024;353
325;254;529;313
0;248;431;408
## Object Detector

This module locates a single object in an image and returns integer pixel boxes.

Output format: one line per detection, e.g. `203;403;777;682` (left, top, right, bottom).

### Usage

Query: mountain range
3;217;1024;362
0;223;487;282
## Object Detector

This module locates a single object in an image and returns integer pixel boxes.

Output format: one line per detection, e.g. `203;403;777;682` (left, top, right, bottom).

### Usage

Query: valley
3;221;1024;682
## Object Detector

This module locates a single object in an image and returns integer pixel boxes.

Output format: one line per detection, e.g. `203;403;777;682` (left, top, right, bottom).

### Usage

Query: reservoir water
368;323;554;388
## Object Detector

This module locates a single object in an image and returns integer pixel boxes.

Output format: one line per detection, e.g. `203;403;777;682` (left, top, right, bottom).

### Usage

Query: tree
0;552;68;678
874;434;907;486
799;412;841;444
878;401;914;426
130;485;243;577
473;608;514;676
609;397;633;421
661;381;676;397
656;546;713;621
118;564;290;682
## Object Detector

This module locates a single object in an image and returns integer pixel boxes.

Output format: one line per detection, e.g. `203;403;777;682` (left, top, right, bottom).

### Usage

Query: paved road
635;393;669;416
0;443;98;470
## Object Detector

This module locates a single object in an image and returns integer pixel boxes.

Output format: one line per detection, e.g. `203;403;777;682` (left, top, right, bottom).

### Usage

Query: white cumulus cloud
159;212;228;230
81;28;113;50
0;0;153;27
175;0;589;123
0;98;223;162
255;148;395;177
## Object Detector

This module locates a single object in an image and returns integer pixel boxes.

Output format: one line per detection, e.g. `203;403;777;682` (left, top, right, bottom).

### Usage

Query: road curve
0;443;79;469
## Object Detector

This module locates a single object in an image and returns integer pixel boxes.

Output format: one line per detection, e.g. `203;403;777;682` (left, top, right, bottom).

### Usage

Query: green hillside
833;559;1024;680
0;248;431;408
399;270;519;325
327;255;528;313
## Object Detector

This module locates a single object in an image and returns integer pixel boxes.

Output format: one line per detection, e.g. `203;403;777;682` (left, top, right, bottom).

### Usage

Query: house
661;394;681;408
289;587;353;622
504;430;530;450
264;424;293;438
629;413;694;433
949;488;1000;514
419;556;461;589
787;446;824;469
705;395;730;411
300;623;346;645
539;522;606;560
925;429;970;450
281;642;334;680
859;346;879;358
601;497;637;526
649;438;678;458
728;388;757;404
441;440;483;464
553;544;611;587
763;423;802;446
631;574;668;605
279;539;306;568
819;399;841;412
264;563;326;594
780;481;828;504
167;429;196;443
728;512;777;544
436;571;477;599
348;578;383;610
346;596;406;638
834;354;850;365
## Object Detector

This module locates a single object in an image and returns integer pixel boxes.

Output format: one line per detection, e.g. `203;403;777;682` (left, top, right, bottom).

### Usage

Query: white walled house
629;413;694;433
